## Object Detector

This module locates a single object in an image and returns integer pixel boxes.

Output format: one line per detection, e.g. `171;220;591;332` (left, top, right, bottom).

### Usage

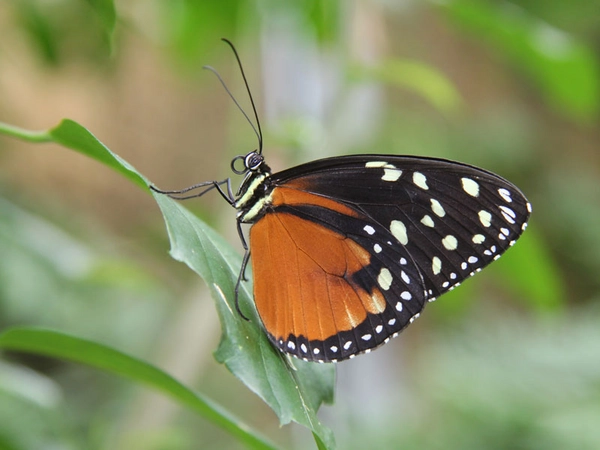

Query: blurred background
1;0;599;449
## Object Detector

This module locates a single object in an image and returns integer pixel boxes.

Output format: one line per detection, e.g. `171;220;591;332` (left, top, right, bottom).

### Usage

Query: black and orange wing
249;155;531;362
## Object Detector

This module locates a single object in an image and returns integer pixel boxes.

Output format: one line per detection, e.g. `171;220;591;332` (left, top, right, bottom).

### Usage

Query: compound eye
245;151;264;171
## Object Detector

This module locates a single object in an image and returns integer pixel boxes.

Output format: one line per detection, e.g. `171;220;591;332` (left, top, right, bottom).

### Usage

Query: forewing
272;155;531;303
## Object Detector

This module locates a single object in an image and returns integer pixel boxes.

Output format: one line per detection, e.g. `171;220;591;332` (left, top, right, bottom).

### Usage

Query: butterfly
152;40;532;363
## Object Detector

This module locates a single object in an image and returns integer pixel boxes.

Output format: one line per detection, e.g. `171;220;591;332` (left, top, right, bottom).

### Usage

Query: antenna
220;38;263;154
203;65;262;150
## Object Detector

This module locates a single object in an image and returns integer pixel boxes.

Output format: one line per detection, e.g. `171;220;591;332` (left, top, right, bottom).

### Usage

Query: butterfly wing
249;155;531;362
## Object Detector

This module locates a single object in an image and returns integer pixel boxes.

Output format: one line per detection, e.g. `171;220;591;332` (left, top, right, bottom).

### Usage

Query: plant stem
0;121;52;143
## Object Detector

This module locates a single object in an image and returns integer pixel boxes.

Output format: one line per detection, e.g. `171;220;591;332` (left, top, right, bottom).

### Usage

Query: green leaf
0;119;147;190
0;328;277;450
152;192;336;448
49;119;148;189
0;118;337;449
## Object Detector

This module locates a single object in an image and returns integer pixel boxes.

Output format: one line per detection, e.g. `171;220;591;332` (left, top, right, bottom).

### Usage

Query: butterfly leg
233;218;252;320
235;247;252;321
150;178;233;202
236;220;250;281
212;178;235;205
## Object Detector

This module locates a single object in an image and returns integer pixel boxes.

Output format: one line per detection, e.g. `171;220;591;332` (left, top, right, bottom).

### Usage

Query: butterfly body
231;152;531;362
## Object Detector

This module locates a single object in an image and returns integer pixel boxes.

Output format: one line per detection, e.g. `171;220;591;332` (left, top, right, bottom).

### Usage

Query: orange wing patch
271;186;359;218
250;210;384;343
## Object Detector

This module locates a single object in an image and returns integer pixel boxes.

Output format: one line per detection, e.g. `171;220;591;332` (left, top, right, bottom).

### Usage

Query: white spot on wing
472;234;485;244
378;267;393;291
461;177;480;197
344;341;352;350
501;206;515;218
500;205;516;224
442;235;458;251
421;215;435;228
395;302;403;312
498;188;512;203
478;210;492;227
364;225;376;235
390;220;408;245
401;291;412;300
430;199;446;217
432;256;442;275
401;270;410;284
373;243;382;253
383;167;402;182
365;161;388;168
413;172;429;190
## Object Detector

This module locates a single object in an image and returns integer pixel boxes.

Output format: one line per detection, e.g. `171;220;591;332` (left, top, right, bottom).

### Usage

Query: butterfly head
231;150;267;175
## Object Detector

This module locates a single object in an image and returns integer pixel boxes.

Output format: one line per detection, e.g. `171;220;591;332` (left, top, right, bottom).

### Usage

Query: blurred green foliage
12;0;115;66
340;309;600;450
439;0;599;121
1;0;599;448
